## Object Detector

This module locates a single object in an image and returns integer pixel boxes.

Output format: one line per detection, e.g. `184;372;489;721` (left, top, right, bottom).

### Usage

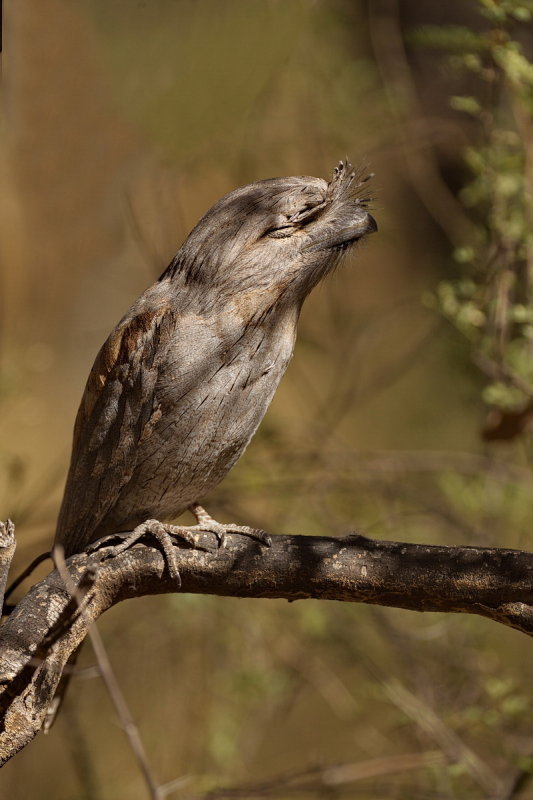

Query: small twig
182;751;445;799
53;546;164;800
499;762;533;800
383;678;504;796
41;566;96;650
0;520;16;614
473;352;533;399
3;550;51;608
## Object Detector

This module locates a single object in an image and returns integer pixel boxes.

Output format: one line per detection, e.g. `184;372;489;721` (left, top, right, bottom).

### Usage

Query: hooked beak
304;211;378;253
362;213;378;236
337;212;378;246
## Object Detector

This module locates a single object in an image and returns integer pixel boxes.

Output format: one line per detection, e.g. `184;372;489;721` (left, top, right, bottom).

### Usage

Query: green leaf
450;95;482;115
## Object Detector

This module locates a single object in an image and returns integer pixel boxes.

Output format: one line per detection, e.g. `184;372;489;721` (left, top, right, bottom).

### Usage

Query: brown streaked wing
55;305;174;554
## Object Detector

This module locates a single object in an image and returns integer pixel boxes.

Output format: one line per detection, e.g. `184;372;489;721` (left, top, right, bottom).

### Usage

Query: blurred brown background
1;1;531;798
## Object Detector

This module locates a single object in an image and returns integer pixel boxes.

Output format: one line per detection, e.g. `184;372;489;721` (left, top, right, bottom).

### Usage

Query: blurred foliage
416;1;533;426
1;1;533;799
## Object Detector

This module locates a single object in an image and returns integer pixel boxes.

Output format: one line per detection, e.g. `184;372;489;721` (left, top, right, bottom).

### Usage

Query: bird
54;160;377;582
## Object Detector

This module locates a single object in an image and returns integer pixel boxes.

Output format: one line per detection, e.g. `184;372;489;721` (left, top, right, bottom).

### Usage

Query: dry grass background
1;1;531;798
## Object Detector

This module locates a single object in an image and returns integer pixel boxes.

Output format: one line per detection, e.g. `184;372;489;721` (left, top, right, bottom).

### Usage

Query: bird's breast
112;309;298;525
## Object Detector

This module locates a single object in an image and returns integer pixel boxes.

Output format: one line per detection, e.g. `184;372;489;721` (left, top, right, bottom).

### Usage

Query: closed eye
263;199;327;239
263;223;295;239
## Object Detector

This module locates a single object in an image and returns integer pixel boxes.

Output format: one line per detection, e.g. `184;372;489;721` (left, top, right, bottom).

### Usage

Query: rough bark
0;530;532;765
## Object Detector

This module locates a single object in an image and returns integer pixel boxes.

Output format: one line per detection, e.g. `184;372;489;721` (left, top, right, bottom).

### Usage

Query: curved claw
188;503;272;549
84;511;271;588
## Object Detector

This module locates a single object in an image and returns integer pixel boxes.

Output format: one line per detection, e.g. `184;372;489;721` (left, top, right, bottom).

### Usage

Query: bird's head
163;161;377;312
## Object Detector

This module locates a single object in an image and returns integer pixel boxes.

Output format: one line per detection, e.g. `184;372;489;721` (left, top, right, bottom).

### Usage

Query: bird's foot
188;504;272;549
86;519;213;587
87;508;270;586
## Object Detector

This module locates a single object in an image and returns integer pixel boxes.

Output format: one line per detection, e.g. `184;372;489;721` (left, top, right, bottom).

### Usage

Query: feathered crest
327;159;374;207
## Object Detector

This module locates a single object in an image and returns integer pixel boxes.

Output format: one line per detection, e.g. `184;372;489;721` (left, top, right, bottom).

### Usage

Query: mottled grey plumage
55;161;377;570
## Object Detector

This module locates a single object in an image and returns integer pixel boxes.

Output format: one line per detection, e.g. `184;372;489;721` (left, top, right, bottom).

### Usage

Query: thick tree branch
0;530;532;765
